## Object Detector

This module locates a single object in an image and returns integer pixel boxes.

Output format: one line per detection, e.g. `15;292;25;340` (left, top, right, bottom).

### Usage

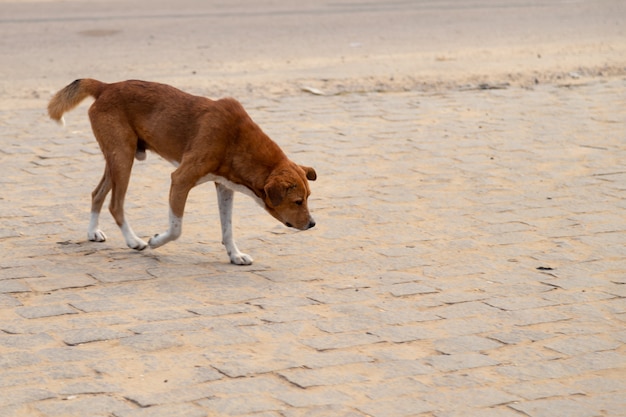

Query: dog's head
263;163;317;230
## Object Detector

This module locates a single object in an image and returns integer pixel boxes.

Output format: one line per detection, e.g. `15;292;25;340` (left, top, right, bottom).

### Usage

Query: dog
48;79;316;265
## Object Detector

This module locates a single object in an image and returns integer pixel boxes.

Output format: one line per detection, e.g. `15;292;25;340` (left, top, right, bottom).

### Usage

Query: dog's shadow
53;239;257;284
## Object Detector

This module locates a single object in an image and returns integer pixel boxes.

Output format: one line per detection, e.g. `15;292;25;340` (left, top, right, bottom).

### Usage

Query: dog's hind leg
87;167;111;242
107;152;147;250
90;116;147;250
215;183;253;265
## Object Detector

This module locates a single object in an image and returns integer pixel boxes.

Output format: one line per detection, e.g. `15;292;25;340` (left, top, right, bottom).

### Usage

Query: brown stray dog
48;79;317;265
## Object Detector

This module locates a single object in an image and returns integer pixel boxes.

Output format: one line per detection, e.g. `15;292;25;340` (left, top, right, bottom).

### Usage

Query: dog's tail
48;79;106;125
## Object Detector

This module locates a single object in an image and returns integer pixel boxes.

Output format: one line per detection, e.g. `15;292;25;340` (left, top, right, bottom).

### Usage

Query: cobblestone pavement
1;77;625;417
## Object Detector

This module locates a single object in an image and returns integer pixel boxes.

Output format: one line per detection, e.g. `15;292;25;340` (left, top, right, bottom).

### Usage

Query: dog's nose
308;219;316;229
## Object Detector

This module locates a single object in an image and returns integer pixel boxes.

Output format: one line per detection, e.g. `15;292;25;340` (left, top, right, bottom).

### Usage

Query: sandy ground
1;1;625;417
1;0;625;106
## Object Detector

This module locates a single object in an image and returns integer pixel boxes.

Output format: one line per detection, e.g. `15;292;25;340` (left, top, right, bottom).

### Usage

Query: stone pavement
1;77;625;417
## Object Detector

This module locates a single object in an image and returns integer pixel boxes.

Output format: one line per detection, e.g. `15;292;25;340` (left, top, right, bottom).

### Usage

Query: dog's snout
308;219;316;229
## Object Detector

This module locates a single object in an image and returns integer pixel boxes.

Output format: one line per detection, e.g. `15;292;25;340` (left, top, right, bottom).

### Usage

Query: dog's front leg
148;208;182;249
216;183;253;265
148;168;190;249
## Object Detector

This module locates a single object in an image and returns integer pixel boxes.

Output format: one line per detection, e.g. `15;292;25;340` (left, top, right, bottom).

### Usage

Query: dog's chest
196;173;264;208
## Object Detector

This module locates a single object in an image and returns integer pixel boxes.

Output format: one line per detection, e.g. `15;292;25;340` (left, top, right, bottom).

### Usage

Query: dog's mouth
285;219;316;230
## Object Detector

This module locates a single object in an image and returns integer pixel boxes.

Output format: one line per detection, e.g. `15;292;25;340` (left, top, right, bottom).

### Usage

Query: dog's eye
295;200;303;206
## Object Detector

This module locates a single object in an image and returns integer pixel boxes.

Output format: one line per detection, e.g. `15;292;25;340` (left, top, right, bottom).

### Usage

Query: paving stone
89;271;155;283
432;370;498;389
131;309;197;322
509;397;604;417
573;374;626;395
384;282;439;297
115;403;208;417
503;380;585;401
251;296;319;309
0;266;44;280
119;333;184;352
0;294;21;307
425;353;500;372
541;288;615;305
363;377;430;400
59;381;121;396
188;303;256;317
369;271;429;285
357;397;435;417
15;303;78;319
301;332;382;351
0;405;24;417
483;296;559;311
38;346;104;363
0;368;47;388
430;301;503;319
0;279;30;293
35;395;134;416
496;349;622;381
435;407;523;417
427;387;519;409
278;365;369;388
45;363;89;380
315;316;378;333
491;342;563;367
281;404;367;417
296;350;374;369
370;324;439;343
125;385;214;407
0;332;55;349
542;335;621;356
257;307;321;323
306;287;378;304
198;395;284;415
488;329;553;344
0;351;41;369
24;274;97;292
433;335;503;354
69;299;133;312
578;392;626;417
147;265;215;279
184;326;258;347
559;350;626;373
500;308;571;326
274;387;353;408
209;356;298;378
0;387;54;407
364;359;434;378
65;314;131;330
375;308;442;325
203;374;288;396
128;319;205;334
61;328;131;345
434;317;495;337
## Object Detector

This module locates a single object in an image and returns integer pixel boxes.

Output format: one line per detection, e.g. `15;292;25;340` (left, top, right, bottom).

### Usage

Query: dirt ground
1;0;625;104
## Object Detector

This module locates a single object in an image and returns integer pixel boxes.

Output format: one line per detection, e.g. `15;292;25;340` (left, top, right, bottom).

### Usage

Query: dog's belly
163;159;263;207
197;173;264;208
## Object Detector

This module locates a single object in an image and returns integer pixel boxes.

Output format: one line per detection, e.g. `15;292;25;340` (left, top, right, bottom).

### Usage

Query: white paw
230;252;254;265
120;221;147;251
127;237;148;251
148;234;167;249
88;229;107;242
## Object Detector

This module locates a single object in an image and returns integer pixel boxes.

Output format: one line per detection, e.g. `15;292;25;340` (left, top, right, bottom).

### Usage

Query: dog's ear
264;180;286;207
300;165;317;181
